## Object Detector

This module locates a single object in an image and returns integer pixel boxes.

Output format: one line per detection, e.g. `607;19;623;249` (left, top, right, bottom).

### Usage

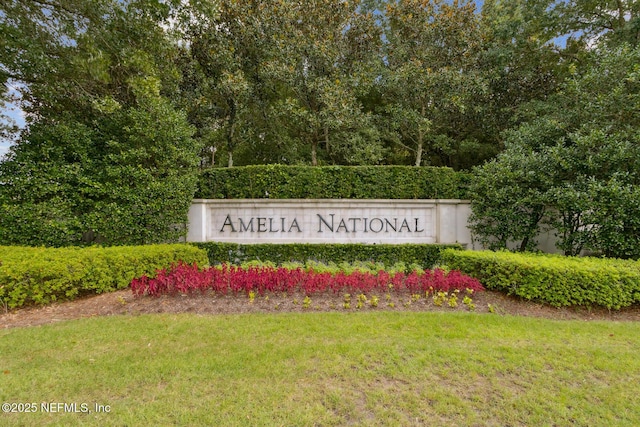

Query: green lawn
1;312;639;426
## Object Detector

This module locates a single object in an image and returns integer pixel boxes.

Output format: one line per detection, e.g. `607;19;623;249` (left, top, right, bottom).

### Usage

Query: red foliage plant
130;263;484;297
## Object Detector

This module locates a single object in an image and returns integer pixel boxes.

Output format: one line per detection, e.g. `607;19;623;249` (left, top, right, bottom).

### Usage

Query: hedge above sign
196;165;471;200
187;199;472;245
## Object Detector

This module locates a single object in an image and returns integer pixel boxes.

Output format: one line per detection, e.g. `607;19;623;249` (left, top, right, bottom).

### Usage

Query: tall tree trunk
227;101;236;168
311;139;318;166
324;123;330;154
415;133;423;166
415;103;425;166
616;0;626;28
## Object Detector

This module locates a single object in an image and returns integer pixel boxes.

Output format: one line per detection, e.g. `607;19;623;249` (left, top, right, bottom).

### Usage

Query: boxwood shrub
0;244;208;309
440;249;640;309
192;242;462;269
196;165;471;199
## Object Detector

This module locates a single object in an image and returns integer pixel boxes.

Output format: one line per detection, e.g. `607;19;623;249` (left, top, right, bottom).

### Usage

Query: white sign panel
187;199;472;245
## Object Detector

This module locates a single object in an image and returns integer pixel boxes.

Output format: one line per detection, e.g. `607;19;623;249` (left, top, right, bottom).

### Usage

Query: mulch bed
2;288;640;329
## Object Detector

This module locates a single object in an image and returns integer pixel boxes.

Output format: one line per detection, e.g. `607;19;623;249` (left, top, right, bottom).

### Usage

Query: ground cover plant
1;313;640;426
129;261;484;299
193;242;461;269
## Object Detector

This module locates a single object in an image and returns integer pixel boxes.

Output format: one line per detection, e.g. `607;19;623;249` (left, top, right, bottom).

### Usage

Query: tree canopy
1;0;638;251
0;0;200;245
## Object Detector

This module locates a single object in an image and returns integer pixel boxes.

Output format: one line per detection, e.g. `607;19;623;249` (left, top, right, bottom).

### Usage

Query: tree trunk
227;117;235;167
415;143;423;166
416;103;425;166
210;146;216;167
311;140;318;166
324;124;330;154
227;101;236;168
616;0;626;28
415;137;423;167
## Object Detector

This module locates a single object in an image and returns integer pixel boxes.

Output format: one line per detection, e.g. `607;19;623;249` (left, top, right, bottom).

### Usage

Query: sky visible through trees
2;0;636;164
0;0;490;158
1;0;639;254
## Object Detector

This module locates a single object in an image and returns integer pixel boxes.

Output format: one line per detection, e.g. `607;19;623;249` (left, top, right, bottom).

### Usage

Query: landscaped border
196;165;471;199
0;244;208;309
440;249;640;309
192;242;462;268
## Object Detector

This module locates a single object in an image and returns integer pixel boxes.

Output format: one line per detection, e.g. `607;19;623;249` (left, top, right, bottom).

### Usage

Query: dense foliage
131;261;484;297
469;44;640;258
192;242;462;269
3;0;618;168
1;0;639;253
196;165;470;199
0;244;209;309
0;0;201;246
440;249;640;309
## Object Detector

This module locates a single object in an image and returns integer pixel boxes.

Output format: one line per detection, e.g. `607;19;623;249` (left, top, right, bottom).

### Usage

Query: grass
1;312;640;426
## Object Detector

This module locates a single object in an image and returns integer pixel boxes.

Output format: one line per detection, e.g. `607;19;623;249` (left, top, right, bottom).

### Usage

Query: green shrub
0;244;208;309
192;242;462;269
0;102;201;247
196;165;471;199
440;249;640;309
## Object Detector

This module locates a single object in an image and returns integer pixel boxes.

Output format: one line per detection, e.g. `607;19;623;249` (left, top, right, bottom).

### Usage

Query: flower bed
130;262;484;297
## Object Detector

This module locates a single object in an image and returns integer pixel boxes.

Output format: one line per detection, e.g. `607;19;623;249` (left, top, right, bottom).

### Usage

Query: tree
469;122;558;252
179;0;384;167
542;128;640;256
382;0;488;168
470;44;640;257
477;0;568;147
265;0;384;166
0;0;201;246
1;0;110;142
179;1;265;168
548;0;640;47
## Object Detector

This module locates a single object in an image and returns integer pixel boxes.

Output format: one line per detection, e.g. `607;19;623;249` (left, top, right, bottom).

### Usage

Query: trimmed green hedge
0;244;209;309
440;249;640;309
196;165;471;199
192;242;462;269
